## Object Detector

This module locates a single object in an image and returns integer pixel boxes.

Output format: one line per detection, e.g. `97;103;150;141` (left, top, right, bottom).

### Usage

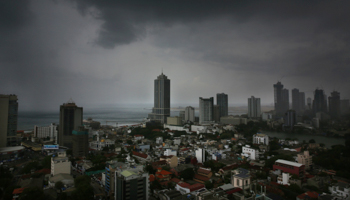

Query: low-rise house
155;168;172;182
297;151;312;170
231;168;251;190
296;191;319;200
132;151;152;163
329;182;350;199
134;135;145;141
175;182;205;194
194;168;212;183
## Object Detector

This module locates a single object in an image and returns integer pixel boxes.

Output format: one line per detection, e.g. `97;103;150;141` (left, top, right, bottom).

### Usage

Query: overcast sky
1;0;350;111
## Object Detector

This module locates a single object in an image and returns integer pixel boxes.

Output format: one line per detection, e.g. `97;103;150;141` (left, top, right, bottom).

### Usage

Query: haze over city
1;1;350;111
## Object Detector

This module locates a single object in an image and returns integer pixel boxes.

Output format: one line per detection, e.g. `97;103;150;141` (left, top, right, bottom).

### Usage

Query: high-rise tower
199;97;214;124
148;73;170;124
217;93;228;118
328;91;340;119
58;99;83;148
0;94;18;147
312;89;327;114
248;96;261;118
274;82;289;117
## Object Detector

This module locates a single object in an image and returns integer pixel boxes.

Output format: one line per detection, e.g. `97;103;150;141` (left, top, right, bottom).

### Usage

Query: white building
262;112;273;121
297;151;312;170
199;97;214;124
329;183;350;199
248;96;261;118
231;168;251;190
173;137;181;145
163;124;189;132
156;137;163;144
164;149;177;156
241;145;259;160
195;148;206;163
185;106;195;122
51;151;71;176
34;123;58;143
253;133;269;145
277;172;291;185
89;135;115;151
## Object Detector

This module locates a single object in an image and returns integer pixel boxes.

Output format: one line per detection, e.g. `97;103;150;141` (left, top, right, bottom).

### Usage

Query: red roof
178;182;191;188
34;168;51;174
152;129;161;132
171;178;181;183
13;188;26;194
187;183;205;192
132;151;148;159
193;174;210;182
297;191;319;199
149;174;155;182
226;188;242;194
180;148;190;151
156;170;172;176
198;168;211;175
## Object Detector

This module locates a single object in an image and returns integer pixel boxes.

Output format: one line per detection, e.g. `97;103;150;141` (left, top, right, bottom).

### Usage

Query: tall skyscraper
248;96;261;118
0;94;18;147
283;110;296;129
199;97;214;124
217;93;228;117
72;126;89;157
292;88;300;112
312;89;327;114
185;106;195;122
307;97;312;110
213;105;220;122
299;92;306;111
148;73;170;124
340;99;350;115
58;100;83;148
328;91;340;119
274;82;288;117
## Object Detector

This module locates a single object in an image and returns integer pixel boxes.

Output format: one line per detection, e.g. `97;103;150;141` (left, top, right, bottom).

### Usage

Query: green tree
180;168;195;180
41;155;52;169
19;187;45;200
55;181;64;190
71;183;94;200
204;181;213;189
74;175;91;186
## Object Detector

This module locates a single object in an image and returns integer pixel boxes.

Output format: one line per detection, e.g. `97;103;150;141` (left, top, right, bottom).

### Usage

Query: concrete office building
72;127;89;157
196;148;206;163
340;99;350;115
274;82;289;117
284;110;296;129
179;111;185;121
313;89;327;114
328;91;341;119
248;96;261;118
199;97;214;124
0;94;18;147
217;93;228;118
213;105;221;122
34;123;58;143
148;73;170;124
185;106;195;122
115;165;149;200
51;151;71;176
58;100;83;148
167;116;182;126
299;92;306;111
220;116;247;125
307;97;312;110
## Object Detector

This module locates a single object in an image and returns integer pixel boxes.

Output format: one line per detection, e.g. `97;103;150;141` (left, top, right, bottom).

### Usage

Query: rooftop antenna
67;97;75;104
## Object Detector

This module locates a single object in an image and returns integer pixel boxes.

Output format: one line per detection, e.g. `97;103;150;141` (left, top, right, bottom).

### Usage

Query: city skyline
1;1;350;111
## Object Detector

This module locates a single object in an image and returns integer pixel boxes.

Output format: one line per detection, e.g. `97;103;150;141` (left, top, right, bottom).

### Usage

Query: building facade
72;127;89;157
51;151;71;176
313;89;327;114
274;82;289;117
34;123;58;143
166;116;182;126
297;151;312;170
217;93;228;118
273;159;305;180
253;133;269;145
328;91;341;119
58;100;83;148
0;94;18;147
195;148;206;163
199;97;214;124
184;106;195;122
148;73;170;124
248;96;261;118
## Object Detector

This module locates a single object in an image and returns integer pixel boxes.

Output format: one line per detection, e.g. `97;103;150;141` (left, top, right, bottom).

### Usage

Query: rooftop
275;159;303;167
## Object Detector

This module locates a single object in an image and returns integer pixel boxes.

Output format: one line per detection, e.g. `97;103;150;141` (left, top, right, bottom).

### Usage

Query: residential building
213;105;221;122
241;145;259;160
155;168;172;182
179;111;185;121
195;148;206;163
313;89;327;114
273;159;305;180
292;89;301;112
167;116;182;126
164;149;177;156
193;167;212;183
253;133;269;145
132;151;152;163
105;161;127;196
248;96;261;118
273;82;287;117
72;127;89;157
297;151;312;170
0;94;18;147
217;93;228;117
328;91;341;119
175;182;205;194
199;97;214;124
58;99;83;148
299;92;306;111
231;168;251;190
220;116;247;125
329;182;350;199
340;99;350;115
148;73;170;124
51;151;71;176
185;106;195;122
34;123;58;143
283;110;296;129
277;172;291;186
114;164;149;200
